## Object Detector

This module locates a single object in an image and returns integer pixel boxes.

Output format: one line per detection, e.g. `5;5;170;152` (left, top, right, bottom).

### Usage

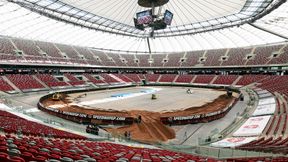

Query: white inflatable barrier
211;137;257;148
252;104;276;116
0;103;11;110
233;115;271;137
256;90;269;95
258;97;275;105
258;93;273;99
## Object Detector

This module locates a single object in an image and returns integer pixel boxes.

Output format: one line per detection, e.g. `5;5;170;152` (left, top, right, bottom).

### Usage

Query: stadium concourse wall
38;83;241;126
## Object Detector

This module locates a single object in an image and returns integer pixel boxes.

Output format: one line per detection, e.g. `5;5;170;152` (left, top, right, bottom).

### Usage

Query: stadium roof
0;0;287;53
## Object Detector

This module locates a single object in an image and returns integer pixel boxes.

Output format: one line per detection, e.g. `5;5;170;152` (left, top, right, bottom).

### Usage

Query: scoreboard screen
136;10;153;25
164;10;173;25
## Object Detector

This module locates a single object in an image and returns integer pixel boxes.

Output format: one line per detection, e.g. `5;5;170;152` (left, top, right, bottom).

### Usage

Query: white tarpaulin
211;137;257;148
0;103;11;110
252;104;276;116
258;93;273;99
233;115;271;137
256;90;269;95
258;97;275;105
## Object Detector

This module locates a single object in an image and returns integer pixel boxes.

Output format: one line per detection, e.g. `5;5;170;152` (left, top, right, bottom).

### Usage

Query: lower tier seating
0;134;218;162
212;75;239;85
193;75;215;84
36;74;69;87
145;74;161;82
64;73;86;86
7;74;44;90
0;76;14;92
124;74;142;83
0;110;84;140
158;74;177;82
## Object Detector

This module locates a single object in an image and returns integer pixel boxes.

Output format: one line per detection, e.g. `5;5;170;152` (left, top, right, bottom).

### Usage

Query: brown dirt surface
161;94;235;117
106;111;175;143
41;93;235;143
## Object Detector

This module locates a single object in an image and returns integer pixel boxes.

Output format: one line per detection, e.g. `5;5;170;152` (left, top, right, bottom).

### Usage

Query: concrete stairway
232;76;242;86
32;75;50;89
108;74;126;83
2;76;21;93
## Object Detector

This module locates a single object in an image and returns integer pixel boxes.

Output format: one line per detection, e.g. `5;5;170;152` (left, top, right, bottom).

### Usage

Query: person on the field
138;115;142;123
186;88;191;94
124;131;128;139
127;131;131;140
184;131;187;140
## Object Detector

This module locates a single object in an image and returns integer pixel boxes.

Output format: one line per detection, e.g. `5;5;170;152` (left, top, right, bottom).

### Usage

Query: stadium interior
0;0;288;161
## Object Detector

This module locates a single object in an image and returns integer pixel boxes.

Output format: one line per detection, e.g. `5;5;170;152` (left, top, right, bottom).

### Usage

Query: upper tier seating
203;49;226;66
268;45;288;65
121;54;138;67
164;53;184;67
0;37;16;55
74;46;102;65
12;39;41;56
181;51;204;67
136;55;150;67
68;58;88;65
151;54;166;67
35;41;63;58
36;74;69;87
48;57;71;64
0;54;19;62
93;51;116;66
222;48;252;66
246;45;283;65
55;44;81;59
24;56;50;64
7;74;44;90
0;76;14;92
106;53;126;66
1;37;288;67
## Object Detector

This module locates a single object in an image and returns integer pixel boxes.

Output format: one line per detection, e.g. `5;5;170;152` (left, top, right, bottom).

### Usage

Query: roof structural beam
249;23;288;40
